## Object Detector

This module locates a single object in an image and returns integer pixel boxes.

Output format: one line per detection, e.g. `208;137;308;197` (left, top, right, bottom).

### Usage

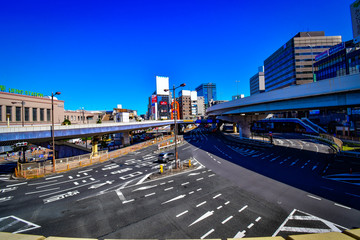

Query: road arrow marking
189;211;214;227
161;194;186;205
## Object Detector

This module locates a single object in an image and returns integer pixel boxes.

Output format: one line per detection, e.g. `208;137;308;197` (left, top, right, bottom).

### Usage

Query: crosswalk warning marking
272;209;347;237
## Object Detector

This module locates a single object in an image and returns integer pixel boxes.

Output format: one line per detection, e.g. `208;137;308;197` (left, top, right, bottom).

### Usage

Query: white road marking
164;187;174;191
233;230;246;238
188;172;200;176
135;173;152;185
217;206;223;210
196;201;207;207
345;192;360;198
239;205;248;212
78;169;93;173
247;223;254;229
39;180;100;198
43;190;80;204
0;196;13;203
307;195;321;201
197;188;202;191
145;192;156;197
45;175;63;180
122;199;135;204
224;201;230;205
208;174;215;177
221;216;233;224
74;182;79;185
280;227;331;233
189;191;194;194
334;203;351;210
213;194;222;199
176;210;189;218
181;182;189;186
0;215;41;234
189;211;214;227
162;194;186;205
200;229;215;239
0;187;17;193
255;217;262;222
132;185;157;192
6;182;27;187
196;177;204;181
115;189;126;201
25;187;60;195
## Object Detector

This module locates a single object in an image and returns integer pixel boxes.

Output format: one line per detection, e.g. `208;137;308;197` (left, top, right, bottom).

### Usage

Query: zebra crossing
272;209;347;237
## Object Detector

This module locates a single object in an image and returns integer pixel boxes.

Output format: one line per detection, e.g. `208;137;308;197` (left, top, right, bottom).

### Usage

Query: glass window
47;109;51;121
25;107;29;121
16;107;21;121
33;108;37;121
6;106;12;121
40;108;44;121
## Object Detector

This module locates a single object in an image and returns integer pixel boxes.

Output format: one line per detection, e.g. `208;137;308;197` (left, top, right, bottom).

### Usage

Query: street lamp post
164;83;186;169
11;101;25;127
51;92;61;172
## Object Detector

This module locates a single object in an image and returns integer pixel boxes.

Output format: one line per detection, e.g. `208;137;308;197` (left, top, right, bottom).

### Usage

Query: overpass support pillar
122;132;131;146
91;136;100;157
233;123;238;133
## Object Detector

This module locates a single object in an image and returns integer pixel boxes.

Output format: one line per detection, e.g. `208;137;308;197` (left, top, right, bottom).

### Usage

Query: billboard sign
315;50;329;62
151;95;157;103
156;76;169;95
351;0;360;39
160;101;167;105
328;42;345;56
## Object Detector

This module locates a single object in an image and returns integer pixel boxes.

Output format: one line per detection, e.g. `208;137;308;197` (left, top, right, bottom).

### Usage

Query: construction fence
15;134;176;179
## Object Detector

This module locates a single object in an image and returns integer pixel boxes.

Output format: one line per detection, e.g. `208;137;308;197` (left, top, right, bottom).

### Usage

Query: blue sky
0;0;355;115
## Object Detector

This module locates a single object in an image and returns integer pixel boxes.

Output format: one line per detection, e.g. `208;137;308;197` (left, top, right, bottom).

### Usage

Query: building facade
264;32;342;92
147;76;171;120
0;91;64;126
314;40;360;81
195;83;216;109
250;66;265;95
197;96;205;117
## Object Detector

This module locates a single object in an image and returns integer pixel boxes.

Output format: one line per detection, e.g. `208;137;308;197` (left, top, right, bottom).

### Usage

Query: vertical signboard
351;0;360;39
156;76;169;95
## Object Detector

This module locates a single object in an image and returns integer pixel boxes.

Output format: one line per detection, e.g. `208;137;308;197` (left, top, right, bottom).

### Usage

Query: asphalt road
0;129;359;239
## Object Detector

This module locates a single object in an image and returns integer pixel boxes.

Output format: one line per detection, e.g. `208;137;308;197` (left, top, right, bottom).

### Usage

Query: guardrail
155;136;184;154
15;135;175;179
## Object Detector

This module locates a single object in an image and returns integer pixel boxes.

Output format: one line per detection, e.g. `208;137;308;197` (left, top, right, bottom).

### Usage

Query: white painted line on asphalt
45;175;64;180
168;180;174;183
145;192;156;197
37;176;91;189
224;201;230;205
25;187;60;195
162;194;186;205
176;210;189;218
90;178;95;181
233;230;246;238
200;229;215;239
188;172;201;176
78;169;93;173
272;209;297;237
181;182;189;186
74;182;79;185
221;216;233;224
281;226;331;233
160;182;166;185
334;203;351;210
239;205;248;212
197;188;202;191
189;211;214;227
39;180;100;198
164;187;173;191
307;195;321;201
132;185;158;192
247;223;254;229
255;217;262;222
189;191;194;194
116;189;126;201
196;201;207;207
122;199;135;204
213;194;222;199
6;182;27;187
196;177;204;181
208;174;215;177
217;206;223;210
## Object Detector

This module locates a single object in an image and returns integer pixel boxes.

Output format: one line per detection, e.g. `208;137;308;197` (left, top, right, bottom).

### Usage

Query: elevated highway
206;73;360;137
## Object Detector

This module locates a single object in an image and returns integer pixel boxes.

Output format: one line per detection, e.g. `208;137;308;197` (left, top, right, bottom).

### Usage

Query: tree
62;119;71;125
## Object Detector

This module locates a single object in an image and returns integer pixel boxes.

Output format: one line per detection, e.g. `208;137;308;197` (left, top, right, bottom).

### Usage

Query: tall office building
264;32;342;92
250;66;265;95
147;76;171;120
195;83;216;109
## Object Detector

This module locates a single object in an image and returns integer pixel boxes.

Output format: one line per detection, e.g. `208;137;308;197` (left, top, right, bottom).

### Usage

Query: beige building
63;110;102;124
0;91;64;126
